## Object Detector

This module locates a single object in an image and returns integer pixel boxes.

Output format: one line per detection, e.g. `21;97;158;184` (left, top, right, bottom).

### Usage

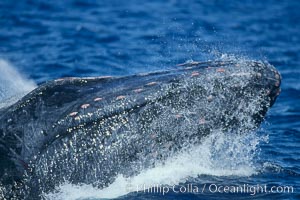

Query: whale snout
268;68;281;107
253;62;281;107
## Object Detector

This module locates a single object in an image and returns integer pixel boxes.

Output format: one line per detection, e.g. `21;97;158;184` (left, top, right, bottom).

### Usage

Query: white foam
0;59;36;108
45;130;265;200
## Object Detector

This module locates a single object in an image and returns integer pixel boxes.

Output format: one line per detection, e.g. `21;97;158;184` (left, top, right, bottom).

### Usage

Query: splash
44;130;265;200
0;59;36;108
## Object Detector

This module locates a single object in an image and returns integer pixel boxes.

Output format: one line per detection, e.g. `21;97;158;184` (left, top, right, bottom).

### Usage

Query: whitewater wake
44;130;266;200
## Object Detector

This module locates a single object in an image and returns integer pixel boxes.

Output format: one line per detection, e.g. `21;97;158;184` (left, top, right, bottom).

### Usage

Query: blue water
0;0;299;199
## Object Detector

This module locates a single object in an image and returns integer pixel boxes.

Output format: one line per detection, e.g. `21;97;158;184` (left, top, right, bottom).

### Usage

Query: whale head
0;60;281;196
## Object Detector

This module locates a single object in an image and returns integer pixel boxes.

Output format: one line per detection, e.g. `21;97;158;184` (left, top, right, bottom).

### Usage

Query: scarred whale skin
0;60;281;197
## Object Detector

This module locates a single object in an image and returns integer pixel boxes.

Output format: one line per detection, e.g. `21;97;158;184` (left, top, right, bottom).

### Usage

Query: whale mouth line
265;77;279;81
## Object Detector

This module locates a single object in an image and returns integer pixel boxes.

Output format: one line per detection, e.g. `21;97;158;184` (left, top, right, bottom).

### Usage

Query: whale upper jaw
0;60;281;193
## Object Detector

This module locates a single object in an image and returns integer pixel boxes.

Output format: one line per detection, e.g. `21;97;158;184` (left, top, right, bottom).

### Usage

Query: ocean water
0;0;299;199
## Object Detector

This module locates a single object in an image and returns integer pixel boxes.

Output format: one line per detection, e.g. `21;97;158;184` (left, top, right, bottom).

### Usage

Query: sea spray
0;59;36;108
44;129;266;200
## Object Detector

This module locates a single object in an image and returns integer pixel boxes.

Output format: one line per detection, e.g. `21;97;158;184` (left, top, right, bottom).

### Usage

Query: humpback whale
0;60;281;198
